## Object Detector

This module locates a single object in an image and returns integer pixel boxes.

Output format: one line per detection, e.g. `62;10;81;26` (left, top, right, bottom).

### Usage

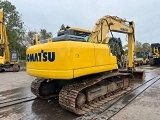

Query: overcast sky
8;0;160;45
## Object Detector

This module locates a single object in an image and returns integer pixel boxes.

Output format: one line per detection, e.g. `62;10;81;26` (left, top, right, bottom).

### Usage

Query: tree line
0;1;151;60
123;41;151;55
0;0;52;60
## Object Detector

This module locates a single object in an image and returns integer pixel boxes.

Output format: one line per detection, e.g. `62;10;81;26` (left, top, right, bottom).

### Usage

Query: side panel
74;64;117;78
74;44;118;78
73;42;95;69
94;44;117;66
26;41;118;79
26;41;74;79
94;44;110;65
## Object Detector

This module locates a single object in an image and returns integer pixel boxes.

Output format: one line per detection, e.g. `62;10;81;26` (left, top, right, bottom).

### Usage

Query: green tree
142;43;151;52
123;41;151;55
24;31;37;46
0;0;26;59
39;29;52;39
135;40;143;52
24;29;52;46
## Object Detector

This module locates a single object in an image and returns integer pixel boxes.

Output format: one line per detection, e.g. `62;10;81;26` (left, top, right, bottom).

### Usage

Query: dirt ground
0;71;35;92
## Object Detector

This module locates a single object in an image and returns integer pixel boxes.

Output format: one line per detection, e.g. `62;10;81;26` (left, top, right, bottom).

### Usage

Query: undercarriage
0;64;20;72
150;58;160;66
31;71;134;115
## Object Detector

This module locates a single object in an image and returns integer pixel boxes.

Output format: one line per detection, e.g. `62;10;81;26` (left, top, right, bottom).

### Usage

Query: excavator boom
87;15;144;80
88;15;135;69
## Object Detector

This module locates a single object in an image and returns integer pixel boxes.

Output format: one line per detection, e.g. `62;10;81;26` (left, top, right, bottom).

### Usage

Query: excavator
26;15;144;115
134;51;149;66
149;43;160;66
0;9;20;72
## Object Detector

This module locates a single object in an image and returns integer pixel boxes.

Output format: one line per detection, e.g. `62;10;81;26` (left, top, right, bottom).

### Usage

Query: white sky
7;0;160;45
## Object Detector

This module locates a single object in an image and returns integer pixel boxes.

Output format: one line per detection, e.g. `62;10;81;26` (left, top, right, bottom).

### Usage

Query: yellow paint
0;9;10;63
26;41;117;79
27;15;136;80
128;33;134;68
0;9;19;66
0;56;5;64
88;16;135;70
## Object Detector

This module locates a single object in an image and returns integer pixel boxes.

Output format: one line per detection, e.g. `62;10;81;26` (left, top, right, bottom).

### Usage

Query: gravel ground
0;71;35;92
110;80;160;120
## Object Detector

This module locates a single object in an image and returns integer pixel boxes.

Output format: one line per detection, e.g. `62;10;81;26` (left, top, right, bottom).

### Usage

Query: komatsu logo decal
26;50;55;62
120;28;128;32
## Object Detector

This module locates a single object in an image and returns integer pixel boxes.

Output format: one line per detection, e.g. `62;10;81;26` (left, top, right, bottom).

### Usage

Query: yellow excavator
0;9;20;72
149;43;160;66
134;51;149;66
26;15;144;114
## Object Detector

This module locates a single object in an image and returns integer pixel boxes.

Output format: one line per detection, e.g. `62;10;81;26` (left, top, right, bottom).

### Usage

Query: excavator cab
10;51;19;62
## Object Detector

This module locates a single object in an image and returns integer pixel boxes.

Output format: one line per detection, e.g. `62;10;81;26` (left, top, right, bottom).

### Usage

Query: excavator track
31;78;55;99
13;64;20;72
59;72;134;115
31;78;45;99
